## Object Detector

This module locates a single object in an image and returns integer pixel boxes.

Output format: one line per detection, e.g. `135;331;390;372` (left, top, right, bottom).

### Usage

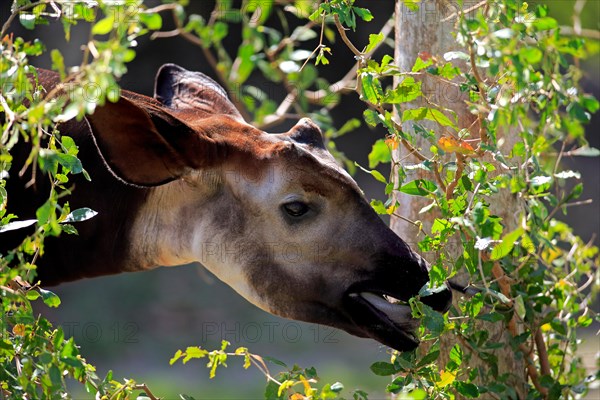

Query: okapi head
11;64;452;351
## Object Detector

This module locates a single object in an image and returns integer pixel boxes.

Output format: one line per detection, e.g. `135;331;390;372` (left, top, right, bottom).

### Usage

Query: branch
258;16;395;129
333;14;362;57
534;328;551;377
142;3;179;14
258;93;297;130
469;45;490;146
304;17;394;105
490;259;549;398
441;0;488;23
0;93;16;144
1;0;55;38
392;212;427;235
559;26;600;40
446;153;465;199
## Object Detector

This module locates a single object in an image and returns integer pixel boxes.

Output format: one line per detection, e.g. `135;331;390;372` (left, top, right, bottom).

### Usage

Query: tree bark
392;1;526;398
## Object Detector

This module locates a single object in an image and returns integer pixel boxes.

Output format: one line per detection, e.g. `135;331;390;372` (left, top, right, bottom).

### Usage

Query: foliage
170;340;366;400
0;0;170;397
1;0;598;399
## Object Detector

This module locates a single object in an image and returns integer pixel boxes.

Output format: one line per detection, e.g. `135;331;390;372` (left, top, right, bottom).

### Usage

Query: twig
333;14;362;57
446;153;465;199
1;0;54;38
545;199;593;222
552;140;567;176
259;16;393;129
270;20;318;61
434;165;447;193
559;26;600;40
468;44;490;146
143;3;179;15
306;17;393;103
534;328;551;377
392;212;427;234
567;0;599;41
0;93;16;144
441;0;488;22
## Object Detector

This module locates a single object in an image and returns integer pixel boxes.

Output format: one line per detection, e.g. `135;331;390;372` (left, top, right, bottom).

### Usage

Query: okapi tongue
358;292;418;331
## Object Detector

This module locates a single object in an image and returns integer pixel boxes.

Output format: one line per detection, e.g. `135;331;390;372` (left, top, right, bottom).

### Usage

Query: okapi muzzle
2;64;451;352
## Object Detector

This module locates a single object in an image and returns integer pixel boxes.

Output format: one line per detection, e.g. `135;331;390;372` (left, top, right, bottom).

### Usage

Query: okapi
1;64;451;351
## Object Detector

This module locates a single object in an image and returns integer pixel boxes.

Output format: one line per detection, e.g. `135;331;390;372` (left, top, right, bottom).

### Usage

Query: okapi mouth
343;287;452;351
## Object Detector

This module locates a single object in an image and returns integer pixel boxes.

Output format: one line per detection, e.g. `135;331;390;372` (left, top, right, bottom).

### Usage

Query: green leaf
36;201;54;226
353;7;373;22
490;227;523;260
514;295;526;320
385;77;422;103
365;33;384;53
361;73;380;104
368;139;392;168
234;44;255;84
412;56;433;72
519;47;543;63
402;107;457;129
449;344;463;366
182;346;208;364
400;179;438;196
370;361;397;376
454;381;480;398
532;17;557;31
263;356;287;368
56;153;83;174
170;349;183;365
363;109;382;126
212;22;228;43
19;14;37;30
422;304;445;337
40;289;61;307
26;290;41;300
92;16;115;35
417;349;440;367
370;199;388;215
51;49;66;80
371;170;387;183
335;118;361;137
63;208;98;223
139;12;162;30
265;380;283;400
582;95;599;113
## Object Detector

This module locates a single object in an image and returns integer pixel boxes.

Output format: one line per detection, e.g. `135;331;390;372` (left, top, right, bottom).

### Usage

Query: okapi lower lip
346;291;420;351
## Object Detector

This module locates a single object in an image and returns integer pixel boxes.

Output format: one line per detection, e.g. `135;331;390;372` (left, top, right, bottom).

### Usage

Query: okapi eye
282;201;310;218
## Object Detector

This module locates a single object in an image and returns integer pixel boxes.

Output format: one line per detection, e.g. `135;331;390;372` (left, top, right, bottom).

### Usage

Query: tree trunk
391;1;526;398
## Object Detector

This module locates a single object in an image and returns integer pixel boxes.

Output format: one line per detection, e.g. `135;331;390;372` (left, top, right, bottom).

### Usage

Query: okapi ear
286;118;326;149
154;63;244;121
85;96;222;187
